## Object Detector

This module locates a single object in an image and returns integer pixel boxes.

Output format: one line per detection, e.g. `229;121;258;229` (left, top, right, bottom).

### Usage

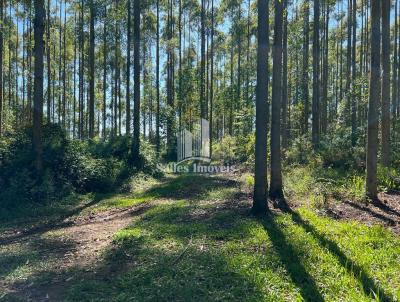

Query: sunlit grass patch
66;193;400;301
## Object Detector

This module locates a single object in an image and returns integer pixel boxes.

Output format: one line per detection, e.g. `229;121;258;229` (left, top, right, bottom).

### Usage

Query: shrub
377;165;400;192
0;125;161;207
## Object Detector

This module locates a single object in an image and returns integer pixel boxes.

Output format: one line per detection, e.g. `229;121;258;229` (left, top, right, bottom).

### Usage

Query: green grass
1;174;400;301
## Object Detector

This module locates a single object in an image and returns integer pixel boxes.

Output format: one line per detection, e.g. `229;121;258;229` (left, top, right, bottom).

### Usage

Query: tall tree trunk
88;0;95;138
269;0;284;200
132;0;141;164
73;12;77;137
126;0;131;135
210;0;214;157
366;0;381;199
321;3;329;134
381;0;390;166
302;0;310;135
200;0;206;119
253;0;269;215
392;0;398;133
33;0;45;175
0;0;3;137
46;0;51;123
351;0;357;145
312;0;320;148
156;0;160;154
79;0;84;139
282;0;288;149
103;8;107;139
346;0;352;127
62;0;67;128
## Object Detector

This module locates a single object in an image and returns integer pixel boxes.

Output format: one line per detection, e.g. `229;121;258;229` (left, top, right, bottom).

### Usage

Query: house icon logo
177;118;211;164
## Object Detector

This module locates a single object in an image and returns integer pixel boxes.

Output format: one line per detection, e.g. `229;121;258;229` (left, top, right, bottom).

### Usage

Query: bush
0;125;161;207
213;134;254;167
377;165;400;192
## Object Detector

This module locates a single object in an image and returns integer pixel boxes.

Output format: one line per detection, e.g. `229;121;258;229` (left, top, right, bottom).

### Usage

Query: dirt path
0;200;157;302
325;192;400;234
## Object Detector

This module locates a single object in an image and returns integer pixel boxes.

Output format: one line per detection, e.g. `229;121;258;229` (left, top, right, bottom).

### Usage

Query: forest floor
0;173;399;302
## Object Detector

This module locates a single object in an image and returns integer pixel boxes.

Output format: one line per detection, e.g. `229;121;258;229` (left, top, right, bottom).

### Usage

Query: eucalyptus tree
33;0;45;174
366;0;381;200
253;0;269;215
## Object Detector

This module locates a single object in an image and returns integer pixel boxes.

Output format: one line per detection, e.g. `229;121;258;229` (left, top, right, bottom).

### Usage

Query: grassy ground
0;173;399;301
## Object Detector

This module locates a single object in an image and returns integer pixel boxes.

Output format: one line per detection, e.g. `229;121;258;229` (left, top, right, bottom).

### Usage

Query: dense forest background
0;0;398;205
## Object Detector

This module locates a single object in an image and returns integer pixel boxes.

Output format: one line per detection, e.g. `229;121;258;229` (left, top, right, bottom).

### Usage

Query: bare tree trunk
282;0;288;149
269;0;284;200
126;0;131;135
132;0;141;164
0;0;3;137
79;0;84;139
33;0;45;175
312;0;320;148
210;0;214;157
381;0;390;166
103;7;107;139
351;0;357;145
88;0;95;138
392;0;398;133
200;0;206;119
156;0;160;154
46;0;51;123
321;3;329;135
253;0;269;215
302;0;310;135
366;0;381;199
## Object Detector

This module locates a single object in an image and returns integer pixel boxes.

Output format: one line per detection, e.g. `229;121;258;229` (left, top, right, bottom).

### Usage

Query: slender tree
156;0;160;154
366;0;381;199
302;0;310;134
381;0;390;166
0;0;3;137
126;0;131;135
269;0;284;200
46;0;51;123
253;0;269;215
132;0;141;163
312;0;320;148
282;0;288;148
33;0;45;175
89;0;95;138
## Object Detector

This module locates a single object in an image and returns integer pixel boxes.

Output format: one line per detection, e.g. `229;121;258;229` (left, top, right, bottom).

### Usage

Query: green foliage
286;135;314;165
377;165;400;192
213;134;254;167
0;126;160;208
318;128;364;170
344;175;365;202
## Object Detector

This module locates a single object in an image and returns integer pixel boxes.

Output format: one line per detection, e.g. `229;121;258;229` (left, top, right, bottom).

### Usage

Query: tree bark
156;0;160;154
312;0;320;148
253;0;269;215
282;0;288;149
89;0;95;138
46;0;51;124
132;0;141;164
269;0;284;200
366;0;381;200
302;0;310;135
0;0;3;137
33;0;45;175
126;0;131;135
381;0;390;166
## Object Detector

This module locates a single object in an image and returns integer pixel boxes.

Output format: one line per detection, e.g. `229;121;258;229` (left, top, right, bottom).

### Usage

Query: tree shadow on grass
260;215;325;302
285;207;394;302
